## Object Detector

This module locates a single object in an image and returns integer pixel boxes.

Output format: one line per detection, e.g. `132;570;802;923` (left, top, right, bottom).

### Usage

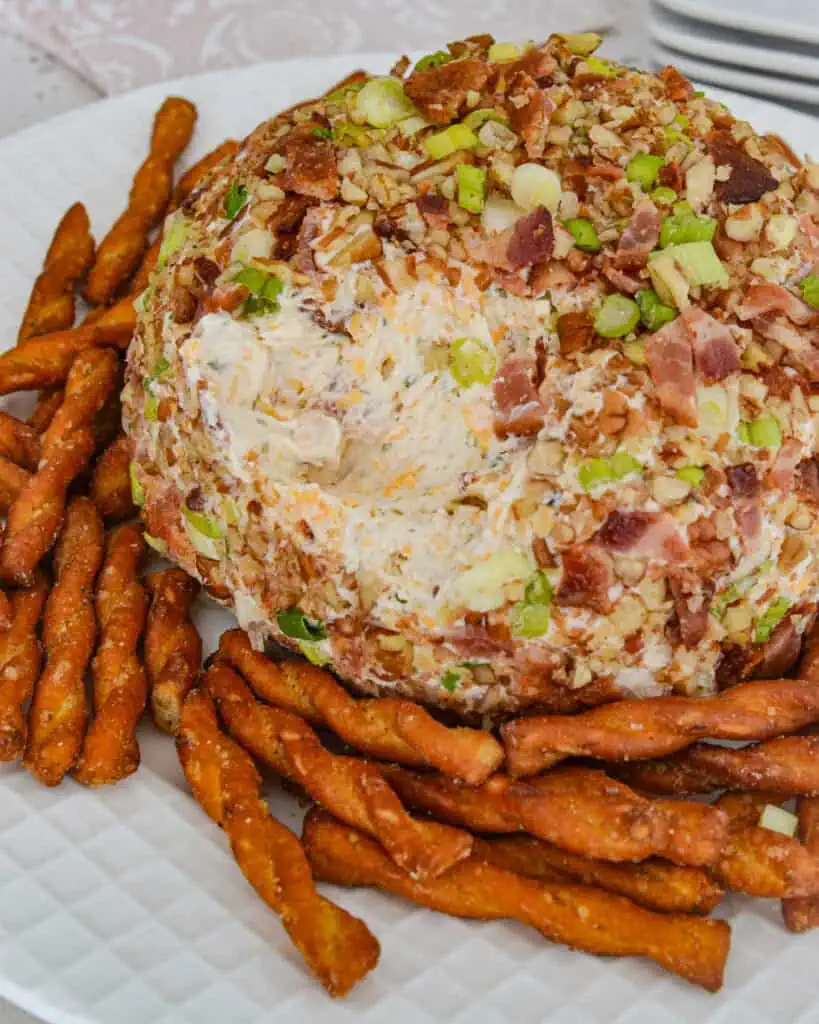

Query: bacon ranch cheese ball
124;34;819;717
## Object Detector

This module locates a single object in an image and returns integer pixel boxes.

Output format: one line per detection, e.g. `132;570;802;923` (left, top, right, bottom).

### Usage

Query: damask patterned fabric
4;0;625;93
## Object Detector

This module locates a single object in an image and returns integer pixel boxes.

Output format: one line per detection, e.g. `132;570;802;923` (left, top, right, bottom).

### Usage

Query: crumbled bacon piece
767;439;803;491
268;193;315;234
508;48;557;83
658;64;695;102
556;311;595;355
506;207;554;270
602;262;643;295
613;199;660;270
797;457;819;504
596;510;689;563
657;161;684;192
416;193;450;229
404;57;490;124
707;136;778;204
734;283;816;326
683;307;740;381
669;571;712;648
556;544;614;614
726;463;759;499
507;71;553;159
281;134;339;200
492;358;545;437
292;206;324;278
646;318;698;427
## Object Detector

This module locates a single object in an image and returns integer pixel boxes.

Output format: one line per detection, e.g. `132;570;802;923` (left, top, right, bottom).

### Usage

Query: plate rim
654;0;819;46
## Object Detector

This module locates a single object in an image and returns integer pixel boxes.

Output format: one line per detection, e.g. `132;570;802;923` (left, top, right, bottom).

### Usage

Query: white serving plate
2;53;819;1024
651;44;819;107
649;2;819;83
654;0;819;48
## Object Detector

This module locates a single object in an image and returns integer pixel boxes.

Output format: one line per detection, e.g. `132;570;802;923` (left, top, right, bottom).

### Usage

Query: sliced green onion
414;50;452;72
233;266;284;318
635;287;676;331
660;213;717;248
356;77;416;128
564;217;600;252
441;667;464;692
511;163;562;213
449;336;497;387
487;42;522;63
755;597;791;644
579;56;618;78
453;549;534;613
799;274;819;310
609;450;642;479
676;465;705;487
743;414;782;448
622;340;647;365
297;640;331;666
332;122;375;147
524;570;554;607
311;127;332;139
663;126;692;148
456;164;487;214
129;463;145;507
463;108;510;131
594;294;640;338
673;200;694;216
150;357;169;381
578;457;615;492
559;32;603;55
424;123;479;160
157;215;189;270
660;241;729;288
673;114;690;130
183;505;225;561
650;186;677;206
277;608;327;642
396;115;427;137
325;79;367;104
144;532;167;555
144;392;159;422
224;182;249;220
510;602;551;638
626;152;664;190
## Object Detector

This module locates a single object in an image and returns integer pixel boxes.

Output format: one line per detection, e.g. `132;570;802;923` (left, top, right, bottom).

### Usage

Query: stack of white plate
649;0;819;110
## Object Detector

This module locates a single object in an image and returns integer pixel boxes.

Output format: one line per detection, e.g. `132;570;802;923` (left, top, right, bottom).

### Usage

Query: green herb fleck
224;182;249;220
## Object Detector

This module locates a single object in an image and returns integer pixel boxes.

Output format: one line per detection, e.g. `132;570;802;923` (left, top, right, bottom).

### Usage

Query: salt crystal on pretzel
502;676;819;776
145;567;201;734
204;660;473;880
0;569;48;761
0;428;95;587
26;389;64;434
615;735;819;796
41;347;119;460
177;688;380;997
219;628;503;784
24;498;103;785
18;203;95;344
382;764;728;866
472;835;724;915
84;97;197;306
303;808;731;992
75;524;148;785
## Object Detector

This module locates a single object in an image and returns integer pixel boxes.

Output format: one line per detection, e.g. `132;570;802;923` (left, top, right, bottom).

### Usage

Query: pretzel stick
145;568;201;734
615;735;819;796
24;497;103;785
172;139;239;207
303;809;731;992
219;629;503;784
40;347;119;459
0;569;48;761
26;389;64;433
84;97;197;305
0;456;31;515
177;688;380;997
18;203;95;343
0;428;95;586
0;413;41;470
382;764;729;866
75;523;148;785
711;792;819;898
205;661;473;880
783;799;819;931
502;676;819;776
471;836;724;915
0;321;133;395
91;435;135;522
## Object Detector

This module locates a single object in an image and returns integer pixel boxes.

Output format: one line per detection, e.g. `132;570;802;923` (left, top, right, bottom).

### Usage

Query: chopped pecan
507;48;557;84
556;311;595;355
668;570;713;648
707;136;778;205
268;193;315;234
416;193;450;228
404;57;490;124
556;544;614;614
507;207;554;270
657;161;685;192
506;71;552;159
658;64;695;102
725;463;759;499
171;285;198;324
281;134;339;200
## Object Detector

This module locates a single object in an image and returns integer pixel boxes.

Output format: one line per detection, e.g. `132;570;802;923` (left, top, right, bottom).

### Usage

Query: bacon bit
658;64;695;102
658;161;685;192
797;457;819;504
596;510;690;563
532;536;553;569
707;136;778;205
292;207;324;279
602;262;643;295
404;57;490;124
735;502;761;548
726;463;759;499
507;207;554;270
613;199;661;270
491;268;529;297
507;71;554;159
669;570;712;648
203;283;245;314
683;307;740;381
646;318;698;427
508;49;557;83
734;283;816;326
556;311;595;355
761;365;798;399
416;193;450;229
529;259;576;295
688;515;733;572
767;439;803;491
492;358;546;438
268;193;314;234
281;135;339;200
556;544;614;614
